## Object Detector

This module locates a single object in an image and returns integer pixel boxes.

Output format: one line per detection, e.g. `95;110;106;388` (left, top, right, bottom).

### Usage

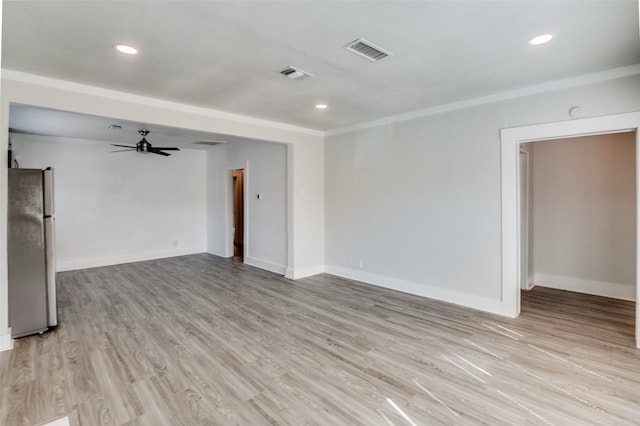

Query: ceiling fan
111;130;180;156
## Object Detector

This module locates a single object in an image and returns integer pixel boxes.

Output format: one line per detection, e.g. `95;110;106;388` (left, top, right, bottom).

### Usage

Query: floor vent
344;38;393;62
280;66;313;80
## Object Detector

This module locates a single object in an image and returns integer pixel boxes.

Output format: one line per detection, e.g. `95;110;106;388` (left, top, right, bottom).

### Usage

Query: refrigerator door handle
43;167;54;217
44;214;57;327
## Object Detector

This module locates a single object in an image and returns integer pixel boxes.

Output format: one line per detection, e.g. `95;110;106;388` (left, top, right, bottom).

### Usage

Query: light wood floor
1;254;638;425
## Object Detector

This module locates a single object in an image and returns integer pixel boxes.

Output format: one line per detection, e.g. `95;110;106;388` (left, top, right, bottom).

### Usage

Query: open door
232;169;245;260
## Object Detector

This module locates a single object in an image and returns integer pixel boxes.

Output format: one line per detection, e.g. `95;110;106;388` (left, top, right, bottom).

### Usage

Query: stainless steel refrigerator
8;167;58;338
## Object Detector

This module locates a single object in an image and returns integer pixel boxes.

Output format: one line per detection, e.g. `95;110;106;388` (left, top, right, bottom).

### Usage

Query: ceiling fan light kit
111;130;180;157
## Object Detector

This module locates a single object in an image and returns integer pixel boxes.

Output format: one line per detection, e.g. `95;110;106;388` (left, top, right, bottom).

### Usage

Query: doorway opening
518;134;636;344
232;169;245;261
500;111;640;348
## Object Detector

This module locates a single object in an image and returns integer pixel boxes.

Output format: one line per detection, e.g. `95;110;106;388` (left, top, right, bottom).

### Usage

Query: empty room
1;1;640;425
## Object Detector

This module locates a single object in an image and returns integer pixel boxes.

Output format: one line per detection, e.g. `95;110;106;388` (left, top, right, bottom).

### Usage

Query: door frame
224;162;249;259
500;111;640;348
519;150;531;291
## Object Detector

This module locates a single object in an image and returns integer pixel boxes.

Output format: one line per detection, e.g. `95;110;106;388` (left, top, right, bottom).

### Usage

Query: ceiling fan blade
150;148;171;156
152;147;180;151
110;148;137;153
112;144;136;148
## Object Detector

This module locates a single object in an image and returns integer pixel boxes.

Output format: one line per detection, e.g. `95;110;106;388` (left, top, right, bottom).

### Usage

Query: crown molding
325;63;640;136
1;69;324;137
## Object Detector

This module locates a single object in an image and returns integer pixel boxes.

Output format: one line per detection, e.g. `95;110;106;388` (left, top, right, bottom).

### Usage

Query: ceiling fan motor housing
136;137;152;153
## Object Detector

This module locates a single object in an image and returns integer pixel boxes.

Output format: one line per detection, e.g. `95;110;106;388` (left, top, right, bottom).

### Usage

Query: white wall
10;134;207;270
288;139;325;278
207;140;288;273
325;74;640;314
531;132;636;300
0;71;325;347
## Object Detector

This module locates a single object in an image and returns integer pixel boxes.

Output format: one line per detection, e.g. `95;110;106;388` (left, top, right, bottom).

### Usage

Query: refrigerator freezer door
8;169;49;337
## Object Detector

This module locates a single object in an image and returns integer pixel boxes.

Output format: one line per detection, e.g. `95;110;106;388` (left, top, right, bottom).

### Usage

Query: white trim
244;256;286;275
2;69;323;137
326;64;640;136
285;265;326;280
206;246;228;257
0;329;13;352
325;266;505;315
56;246;206;271
519;150;531;291
500;111;640;346
636;124;640;349
0;1;5;342
43;416;70;426
243;167;249;262
534;273;636;301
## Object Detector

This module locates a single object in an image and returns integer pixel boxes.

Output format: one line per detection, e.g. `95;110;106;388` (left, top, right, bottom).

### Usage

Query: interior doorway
500;111;640;348
518;134;636;347
520;134;636;301
232;169;245;261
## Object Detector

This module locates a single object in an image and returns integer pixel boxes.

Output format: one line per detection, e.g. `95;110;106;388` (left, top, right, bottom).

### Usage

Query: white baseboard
0;329;13;352
207;249;286;275
56;246;207;271
285;265;326;280
523;274;536;290
206;246;228;257
244;256;286;275
534;273;636;301
325;265;505;316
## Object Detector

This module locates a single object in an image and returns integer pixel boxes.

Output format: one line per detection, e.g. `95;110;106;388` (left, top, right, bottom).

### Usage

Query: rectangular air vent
280;66;313;80
193;140;227;146
344;38;393;62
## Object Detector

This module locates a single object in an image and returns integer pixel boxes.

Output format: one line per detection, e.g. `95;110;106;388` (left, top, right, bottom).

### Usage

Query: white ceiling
8;104;274;150
3;1;640;139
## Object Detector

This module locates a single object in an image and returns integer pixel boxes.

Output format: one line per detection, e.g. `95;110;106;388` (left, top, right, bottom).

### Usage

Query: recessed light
113;43;138;55
315;104;328;109
529;34;553;46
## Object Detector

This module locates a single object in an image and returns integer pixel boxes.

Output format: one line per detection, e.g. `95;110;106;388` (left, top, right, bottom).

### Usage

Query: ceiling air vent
280;66;313;80
344;38;393;62
193;140;228;146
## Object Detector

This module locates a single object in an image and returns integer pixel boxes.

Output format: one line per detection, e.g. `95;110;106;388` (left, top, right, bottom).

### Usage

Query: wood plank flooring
0;253;638;425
